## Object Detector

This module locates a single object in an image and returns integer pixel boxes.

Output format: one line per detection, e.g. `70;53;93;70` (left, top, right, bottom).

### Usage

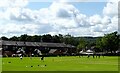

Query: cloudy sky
0;0;119;37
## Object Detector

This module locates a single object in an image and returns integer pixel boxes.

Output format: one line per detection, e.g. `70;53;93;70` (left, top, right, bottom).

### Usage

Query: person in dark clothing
98;54;100;58
20;55;23;60
87;54;90;58
93;54;95;58
41;56;44;61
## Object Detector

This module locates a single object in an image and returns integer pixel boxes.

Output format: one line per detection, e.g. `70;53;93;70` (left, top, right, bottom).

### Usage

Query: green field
2;56;118;71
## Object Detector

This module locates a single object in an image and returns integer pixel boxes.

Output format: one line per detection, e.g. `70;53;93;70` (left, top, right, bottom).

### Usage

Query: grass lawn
2;56;118;71
0;57;2;72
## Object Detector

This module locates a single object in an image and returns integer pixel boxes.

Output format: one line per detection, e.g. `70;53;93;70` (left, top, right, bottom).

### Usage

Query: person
96;54;98;58
87;54;90;58
30;53;34;60
41;56;44;61
20;55;23;60
79;50;83;58
93;54;95;58
98;54;100;58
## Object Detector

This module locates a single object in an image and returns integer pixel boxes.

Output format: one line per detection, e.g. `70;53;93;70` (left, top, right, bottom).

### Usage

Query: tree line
1;31;120;53
1;34;79;46
77;31;119;53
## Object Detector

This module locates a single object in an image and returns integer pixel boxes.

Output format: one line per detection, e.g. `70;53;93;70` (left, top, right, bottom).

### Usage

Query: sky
0;0;119;37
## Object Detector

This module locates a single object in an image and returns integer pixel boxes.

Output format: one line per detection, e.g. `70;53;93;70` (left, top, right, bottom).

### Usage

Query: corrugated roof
0;40;2;48
66;44;75;48
39;43;67;48
16;41;25;46
1;40;75;48
25;42;37;46
2;41;16;46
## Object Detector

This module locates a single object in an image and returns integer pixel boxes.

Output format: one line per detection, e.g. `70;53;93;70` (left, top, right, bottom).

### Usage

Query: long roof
0;40;2;48
1;40;75;48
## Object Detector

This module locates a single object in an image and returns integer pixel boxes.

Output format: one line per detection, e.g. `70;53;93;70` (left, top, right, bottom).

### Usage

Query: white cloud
0;0;118;37
0;23;37;34
0;0;28;8
0;0;28;20
108;0;120;2
103;2;118;17
89;14;102;25
75;14;90;27
102;16;111;25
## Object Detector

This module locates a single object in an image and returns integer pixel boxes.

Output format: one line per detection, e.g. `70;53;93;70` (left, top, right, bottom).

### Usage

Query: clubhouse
0;40;76;57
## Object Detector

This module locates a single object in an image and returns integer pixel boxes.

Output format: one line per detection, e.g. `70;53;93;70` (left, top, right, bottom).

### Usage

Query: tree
96;31;119;53
26;35;33;42
77;38;87;52
52;35;61;43
1;36;9;40
19;34;28;41
105;31;119;53
31;35;41;42
58;34;64;43
42;34;53;42
9;36;19;41
96;38;104;51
